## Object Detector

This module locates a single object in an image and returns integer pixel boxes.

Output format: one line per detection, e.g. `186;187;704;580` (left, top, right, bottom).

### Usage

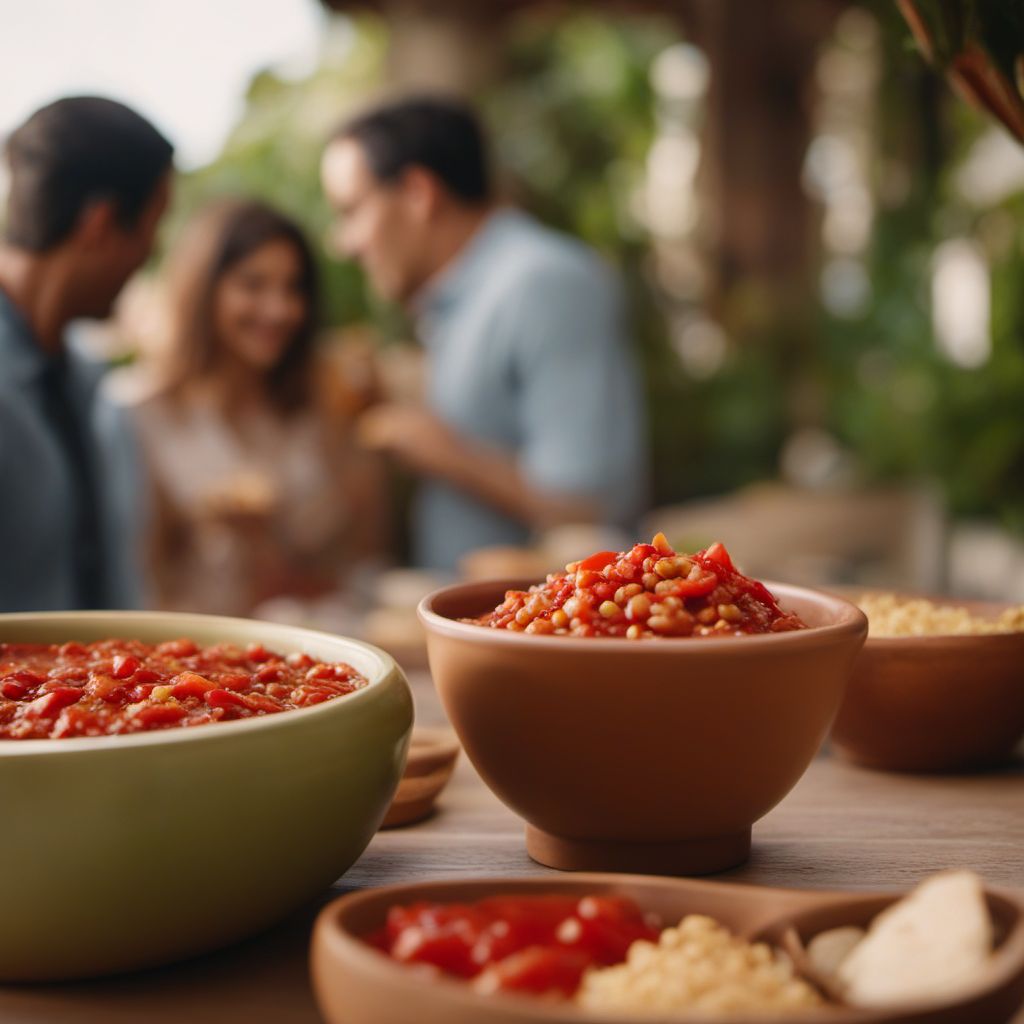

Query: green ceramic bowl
0;611;413;981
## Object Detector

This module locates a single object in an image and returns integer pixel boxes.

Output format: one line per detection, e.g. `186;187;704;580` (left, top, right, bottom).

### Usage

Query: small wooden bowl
381;727;460;828
311;874;1024;1024
831;598;1024;773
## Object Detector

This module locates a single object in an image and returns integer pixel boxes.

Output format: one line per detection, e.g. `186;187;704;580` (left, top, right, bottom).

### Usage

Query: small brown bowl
310;874;1024;1024
830;598;1024;773
417;580;867;875
381;727;461;828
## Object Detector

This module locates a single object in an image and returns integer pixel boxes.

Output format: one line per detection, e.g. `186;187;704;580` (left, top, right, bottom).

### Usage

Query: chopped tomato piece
577;550;619;572
388;904;489;978
473;946;592;997
131;703;187;727
26;688;83;719
170;672;215;700
156;639;198;658
559;896;659;964
242;693;285;714
700;541;737;573
670;570;719;598
472;896;578;964
89;673;124;702
204;688;247;710
111;654;141;679
1;680;28;701
219;672;252;692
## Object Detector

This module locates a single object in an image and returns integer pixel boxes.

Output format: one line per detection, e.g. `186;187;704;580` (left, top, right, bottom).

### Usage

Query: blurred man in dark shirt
0;97;173;611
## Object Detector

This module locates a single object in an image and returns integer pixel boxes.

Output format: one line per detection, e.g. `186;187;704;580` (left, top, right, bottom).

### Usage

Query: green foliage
477;12;793;503
481;12;669;246
821;4;1024;533
168;17;390;330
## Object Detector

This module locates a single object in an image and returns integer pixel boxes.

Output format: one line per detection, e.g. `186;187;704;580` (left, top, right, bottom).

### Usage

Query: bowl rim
0;609;402;756
826;587;1024;645
417;578;867;654
312;873;1024;1024
862;631;1024;648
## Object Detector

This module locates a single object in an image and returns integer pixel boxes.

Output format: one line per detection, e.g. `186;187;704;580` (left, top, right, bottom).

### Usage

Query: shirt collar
414;207;524;324
0;287;53;384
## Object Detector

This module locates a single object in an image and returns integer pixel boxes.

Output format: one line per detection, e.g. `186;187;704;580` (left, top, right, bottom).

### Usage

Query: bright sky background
0;0;328;170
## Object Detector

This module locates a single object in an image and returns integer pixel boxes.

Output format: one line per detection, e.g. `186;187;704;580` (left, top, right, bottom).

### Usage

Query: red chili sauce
368;894;660;998
470;534;807;638
0;638;367;740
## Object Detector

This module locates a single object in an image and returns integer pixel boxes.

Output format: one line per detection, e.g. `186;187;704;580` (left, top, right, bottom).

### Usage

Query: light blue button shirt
413;209;648;570
0;291;143;611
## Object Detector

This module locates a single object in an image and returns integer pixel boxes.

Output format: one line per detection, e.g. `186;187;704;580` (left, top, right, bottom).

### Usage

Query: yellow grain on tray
858;593;1024;638
576;915;822;1014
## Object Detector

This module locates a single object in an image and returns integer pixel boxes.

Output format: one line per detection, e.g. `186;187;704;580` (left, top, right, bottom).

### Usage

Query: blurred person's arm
358;403;595;528
316;361;394;564
357;260;646;530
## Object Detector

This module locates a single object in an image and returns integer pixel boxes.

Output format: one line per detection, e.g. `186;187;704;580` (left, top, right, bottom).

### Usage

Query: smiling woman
118;198;388;616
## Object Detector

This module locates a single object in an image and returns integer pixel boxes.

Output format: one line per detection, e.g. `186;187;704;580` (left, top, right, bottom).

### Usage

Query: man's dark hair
3;96;174;251
335;96;491;203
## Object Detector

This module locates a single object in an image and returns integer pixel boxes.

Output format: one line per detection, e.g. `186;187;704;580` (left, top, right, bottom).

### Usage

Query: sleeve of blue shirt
510;256;649;529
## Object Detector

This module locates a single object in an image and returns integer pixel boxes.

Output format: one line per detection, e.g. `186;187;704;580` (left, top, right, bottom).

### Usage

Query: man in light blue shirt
322;97;647;570
0;97;172;611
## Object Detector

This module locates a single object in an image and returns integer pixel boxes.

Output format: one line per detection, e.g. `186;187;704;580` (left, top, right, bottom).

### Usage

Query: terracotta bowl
0;610;413;981
418;580;867;875
830;598;1024;773
310;874;1024;1024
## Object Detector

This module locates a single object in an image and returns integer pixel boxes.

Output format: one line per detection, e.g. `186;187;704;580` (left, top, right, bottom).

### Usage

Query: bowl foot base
525;826;751;875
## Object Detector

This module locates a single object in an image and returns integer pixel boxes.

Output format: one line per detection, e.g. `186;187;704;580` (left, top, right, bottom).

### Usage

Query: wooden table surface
2;670;1022;1024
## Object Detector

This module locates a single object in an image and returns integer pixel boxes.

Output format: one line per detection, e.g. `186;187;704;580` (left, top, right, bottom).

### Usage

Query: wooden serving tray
312;874;1024;1024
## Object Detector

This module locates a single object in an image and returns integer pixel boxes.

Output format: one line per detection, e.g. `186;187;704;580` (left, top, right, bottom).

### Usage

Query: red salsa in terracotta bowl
469;534;806;639
419;541;865;875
